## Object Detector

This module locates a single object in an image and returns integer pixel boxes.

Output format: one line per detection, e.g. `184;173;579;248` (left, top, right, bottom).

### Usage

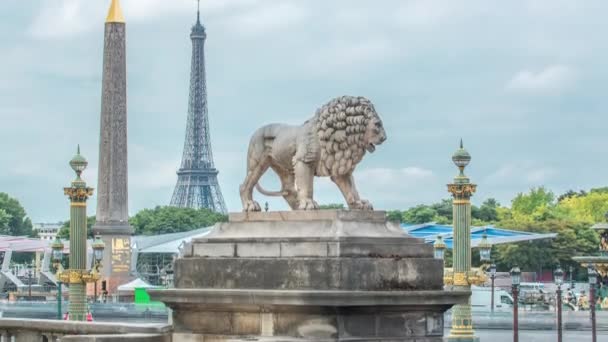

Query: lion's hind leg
273;167;297;210
240;136;271;212
240;162;269;212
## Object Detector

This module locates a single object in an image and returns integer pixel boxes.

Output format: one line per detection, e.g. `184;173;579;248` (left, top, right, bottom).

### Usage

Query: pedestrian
578;290;589;310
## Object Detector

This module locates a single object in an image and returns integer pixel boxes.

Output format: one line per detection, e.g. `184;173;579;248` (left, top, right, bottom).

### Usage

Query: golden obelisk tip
106;0;125;23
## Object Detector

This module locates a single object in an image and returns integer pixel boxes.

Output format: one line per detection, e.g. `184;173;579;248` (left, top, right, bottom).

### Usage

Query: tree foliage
398;198;501;225
511;186;556;221
557;189;587;202
477;198;500;222
57;207;228;238
493;219;598;275
393;185;606;275
386;210;403;222
0;193;34;236
402;205;437;224
130;206;227;235
0;209;11;233
558;191;608;223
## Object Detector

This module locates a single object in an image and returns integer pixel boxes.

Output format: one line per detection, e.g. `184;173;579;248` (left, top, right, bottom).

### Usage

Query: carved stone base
150;211;469;341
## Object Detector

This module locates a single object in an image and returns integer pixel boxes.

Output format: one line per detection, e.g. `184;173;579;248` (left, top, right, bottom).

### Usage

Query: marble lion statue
240;95;387;212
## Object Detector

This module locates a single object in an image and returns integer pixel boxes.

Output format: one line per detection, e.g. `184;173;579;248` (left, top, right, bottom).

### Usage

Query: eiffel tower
170;2;227;213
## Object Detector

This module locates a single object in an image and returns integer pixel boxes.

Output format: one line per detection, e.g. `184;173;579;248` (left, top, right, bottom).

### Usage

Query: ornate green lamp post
445;140;480;342
588;267;598;342
57;146;105;321
434;235;447;261
510;265;521;342
91;235;105;302
50;237;64;320
554;265;564;342
573;213;607;342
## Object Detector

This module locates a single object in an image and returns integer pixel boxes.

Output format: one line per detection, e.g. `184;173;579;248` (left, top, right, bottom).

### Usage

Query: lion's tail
255;184;288;197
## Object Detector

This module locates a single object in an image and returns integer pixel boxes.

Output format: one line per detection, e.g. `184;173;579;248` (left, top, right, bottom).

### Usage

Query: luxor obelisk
93;0;134;294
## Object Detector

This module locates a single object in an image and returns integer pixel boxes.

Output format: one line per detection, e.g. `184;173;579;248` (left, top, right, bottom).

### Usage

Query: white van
471;285;514;312
519;282;545;293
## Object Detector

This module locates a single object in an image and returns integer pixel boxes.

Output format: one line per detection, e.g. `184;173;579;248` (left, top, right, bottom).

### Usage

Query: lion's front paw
350;200;374;211
298;199;319;211
243;200;261;212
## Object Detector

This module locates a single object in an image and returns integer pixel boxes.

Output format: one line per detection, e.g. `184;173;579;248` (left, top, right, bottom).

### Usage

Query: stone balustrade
0;318;171;342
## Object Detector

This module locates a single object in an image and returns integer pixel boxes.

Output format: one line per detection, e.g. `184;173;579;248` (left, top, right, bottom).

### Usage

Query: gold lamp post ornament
59;146;104;321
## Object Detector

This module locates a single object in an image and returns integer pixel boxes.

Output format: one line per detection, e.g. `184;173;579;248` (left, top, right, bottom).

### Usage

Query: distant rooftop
32;223;63;230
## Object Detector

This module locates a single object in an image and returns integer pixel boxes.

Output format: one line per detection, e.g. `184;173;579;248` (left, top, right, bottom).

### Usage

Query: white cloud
484;163;557;185
303;166;438;210
393;0;455;30
27;0;265;39
129;145;179;189
302;36;398;77
358;167;434;185
28;0;96;39
506;65;576;95
224;2;308;36
355;167;436;201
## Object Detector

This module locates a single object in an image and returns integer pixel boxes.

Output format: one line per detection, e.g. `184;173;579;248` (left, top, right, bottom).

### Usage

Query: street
471;329;608;342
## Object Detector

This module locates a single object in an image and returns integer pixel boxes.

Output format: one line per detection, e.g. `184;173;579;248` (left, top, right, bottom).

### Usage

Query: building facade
32;223;62;241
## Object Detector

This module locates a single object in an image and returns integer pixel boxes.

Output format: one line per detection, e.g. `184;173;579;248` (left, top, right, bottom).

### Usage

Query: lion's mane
314;96;379;177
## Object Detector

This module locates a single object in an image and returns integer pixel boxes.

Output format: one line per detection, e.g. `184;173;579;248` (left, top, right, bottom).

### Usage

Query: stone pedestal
150;211;468;341
92;231;133;295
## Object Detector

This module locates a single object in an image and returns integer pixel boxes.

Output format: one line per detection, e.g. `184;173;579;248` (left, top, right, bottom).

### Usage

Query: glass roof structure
403;223;557;249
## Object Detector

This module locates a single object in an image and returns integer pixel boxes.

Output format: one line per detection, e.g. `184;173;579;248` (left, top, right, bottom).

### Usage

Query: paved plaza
468;329;608;342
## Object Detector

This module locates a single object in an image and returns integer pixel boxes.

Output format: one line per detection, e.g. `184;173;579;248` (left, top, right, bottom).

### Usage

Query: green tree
511;187;556;221
402;205;437;224
476;198;500;223
493;219;599;275
0;193;34;236
431;199;453;221
557;189;587;202
130;206;227;235
386;210;403;222
590;187;608;194
558;191;608;223
0;209;11;232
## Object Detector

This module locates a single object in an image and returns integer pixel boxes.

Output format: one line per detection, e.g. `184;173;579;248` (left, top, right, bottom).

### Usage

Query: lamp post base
68;283;86;321
447;336;480;342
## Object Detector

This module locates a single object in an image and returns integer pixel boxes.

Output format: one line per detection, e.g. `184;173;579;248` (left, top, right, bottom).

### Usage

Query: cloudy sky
1;0;606;222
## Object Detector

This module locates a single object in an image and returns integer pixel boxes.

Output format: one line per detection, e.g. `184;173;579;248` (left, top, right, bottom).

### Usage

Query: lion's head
315;96;386;177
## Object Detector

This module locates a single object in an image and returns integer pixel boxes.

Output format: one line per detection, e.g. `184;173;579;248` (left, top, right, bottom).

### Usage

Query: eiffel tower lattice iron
170;4;227;213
